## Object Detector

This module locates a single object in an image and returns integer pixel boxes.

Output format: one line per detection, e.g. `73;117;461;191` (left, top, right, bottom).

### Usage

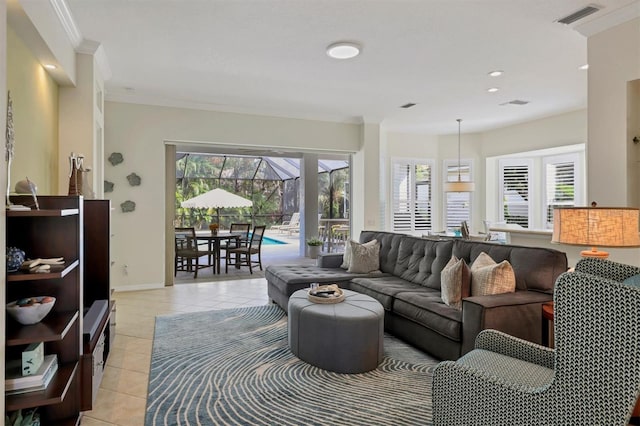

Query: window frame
390;157;435;233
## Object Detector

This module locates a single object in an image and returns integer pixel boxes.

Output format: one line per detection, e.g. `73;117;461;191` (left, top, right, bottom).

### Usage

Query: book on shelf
5;354;58;392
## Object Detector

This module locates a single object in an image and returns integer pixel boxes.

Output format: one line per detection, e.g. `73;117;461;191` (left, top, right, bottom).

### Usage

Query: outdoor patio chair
276;212;300;234
220;223;251;250
225;225;266;274
174;227;216;278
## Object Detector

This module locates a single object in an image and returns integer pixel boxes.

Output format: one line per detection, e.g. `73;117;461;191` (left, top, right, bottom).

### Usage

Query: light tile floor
81;278;271;426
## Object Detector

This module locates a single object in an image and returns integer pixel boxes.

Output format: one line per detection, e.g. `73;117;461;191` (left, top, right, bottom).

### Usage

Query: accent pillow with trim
347;240;381;274
440;255;471;309
340;239;378;270
470;252;516;296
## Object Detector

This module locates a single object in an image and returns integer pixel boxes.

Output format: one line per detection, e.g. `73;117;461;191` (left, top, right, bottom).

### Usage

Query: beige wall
1;0;8;411
6;26;59;195
104;101;362;290
587;17;640;206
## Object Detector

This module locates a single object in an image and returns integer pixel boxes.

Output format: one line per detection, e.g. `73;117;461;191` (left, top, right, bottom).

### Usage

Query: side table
541;301;640;422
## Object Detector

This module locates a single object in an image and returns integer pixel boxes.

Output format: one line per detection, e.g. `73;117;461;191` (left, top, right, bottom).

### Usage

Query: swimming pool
248;234;287;245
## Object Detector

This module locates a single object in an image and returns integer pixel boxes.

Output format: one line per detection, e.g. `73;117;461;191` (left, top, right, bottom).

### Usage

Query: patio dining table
195;231;242;274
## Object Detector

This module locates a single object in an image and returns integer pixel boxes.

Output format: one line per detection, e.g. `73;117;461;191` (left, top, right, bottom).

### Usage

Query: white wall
104;101;362;290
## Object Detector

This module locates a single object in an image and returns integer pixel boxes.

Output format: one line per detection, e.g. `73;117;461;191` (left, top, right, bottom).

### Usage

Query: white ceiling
65;0;638;135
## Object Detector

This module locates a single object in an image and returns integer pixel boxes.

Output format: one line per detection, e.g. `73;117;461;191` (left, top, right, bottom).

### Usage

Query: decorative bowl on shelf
6;296;56;325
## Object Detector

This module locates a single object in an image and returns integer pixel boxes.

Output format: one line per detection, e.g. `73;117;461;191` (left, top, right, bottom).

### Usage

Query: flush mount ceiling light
326;42;361;59
487;87;500;93
488;70;504;77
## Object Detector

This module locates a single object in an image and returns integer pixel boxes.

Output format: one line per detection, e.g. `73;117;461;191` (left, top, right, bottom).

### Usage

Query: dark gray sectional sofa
265;230;568;360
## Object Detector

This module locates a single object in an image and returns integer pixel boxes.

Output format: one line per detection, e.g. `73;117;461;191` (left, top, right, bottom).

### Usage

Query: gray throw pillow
470;252;516;296
347;240;381;274
440;256;471;309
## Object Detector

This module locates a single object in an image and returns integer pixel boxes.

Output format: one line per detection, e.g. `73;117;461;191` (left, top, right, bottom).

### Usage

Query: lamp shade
552;207;640;257
444;181;475;192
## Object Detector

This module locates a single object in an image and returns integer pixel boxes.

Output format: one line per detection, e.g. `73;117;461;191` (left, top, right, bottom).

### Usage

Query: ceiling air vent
556;4;601;25
500;100;530;106
400;103;416;109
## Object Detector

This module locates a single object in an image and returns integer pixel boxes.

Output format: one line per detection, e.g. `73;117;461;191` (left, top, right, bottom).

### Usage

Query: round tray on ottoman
307;284;345;304
288;288;384;374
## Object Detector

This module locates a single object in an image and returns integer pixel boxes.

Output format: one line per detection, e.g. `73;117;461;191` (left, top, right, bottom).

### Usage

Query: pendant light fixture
444;119;475;192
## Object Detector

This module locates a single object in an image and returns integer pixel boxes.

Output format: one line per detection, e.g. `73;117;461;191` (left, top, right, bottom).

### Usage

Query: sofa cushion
265;265;386;297
393;237;453;289
347;240;381;273
359;231;406;274
393;290;462;341
470;252;516;296
453;240;567;293
440;256;471;309
350;276;429;310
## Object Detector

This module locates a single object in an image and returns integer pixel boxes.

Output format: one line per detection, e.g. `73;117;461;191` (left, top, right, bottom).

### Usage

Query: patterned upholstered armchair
432;270;640;425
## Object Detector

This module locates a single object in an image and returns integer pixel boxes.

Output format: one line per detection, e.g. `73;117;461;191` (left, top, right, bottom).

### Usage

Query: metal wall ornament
120;200;136;213
6;91;15;207
126;173;141;186
108;152;123;166
104;180;114;193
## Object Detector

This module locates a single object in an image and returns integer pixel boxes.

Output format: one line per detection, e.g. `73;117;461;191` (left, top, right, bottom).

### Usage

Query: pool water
249;234;287;245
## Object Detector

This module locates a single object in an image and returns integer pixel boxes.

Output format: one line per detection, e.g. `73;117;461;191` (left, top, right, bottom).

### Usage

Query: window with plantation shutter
392;158;433;232
443;160;472;229
499;159;532;228
543;153;582;229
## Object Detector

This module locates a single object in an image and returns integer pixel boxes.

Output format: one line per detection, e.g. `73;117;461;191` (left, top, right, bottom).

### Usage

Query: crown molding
49;0;82;48
575;1;640;37
77;40;113;81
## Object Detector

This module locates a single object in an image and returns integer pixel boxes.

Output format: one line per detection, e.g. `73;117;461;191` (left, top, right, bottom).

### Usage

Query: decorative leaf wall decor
121;200;136;213
127;173;141;186
104;181;114;193
108;152;123;166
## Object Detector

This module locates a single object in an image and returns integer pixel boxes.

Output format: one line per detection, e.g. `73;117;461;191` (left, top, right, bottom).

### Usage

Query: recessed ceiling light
44;64;57;70
488;70;504;77
579;64;589;70
487;87;500;93
326;42;361;59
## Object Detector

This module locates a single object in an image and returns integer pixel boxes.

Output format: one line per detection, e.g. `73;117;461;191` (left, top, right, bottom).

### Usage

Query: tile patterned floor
81;278;271;426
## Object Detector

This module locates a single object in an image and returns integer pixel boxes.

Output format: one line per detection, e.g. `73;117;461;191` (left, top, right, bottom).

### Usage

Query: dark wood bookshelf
6;311;79;346
6;208;79;217
5;195;83;422
5;362;78;411
6;260;79;282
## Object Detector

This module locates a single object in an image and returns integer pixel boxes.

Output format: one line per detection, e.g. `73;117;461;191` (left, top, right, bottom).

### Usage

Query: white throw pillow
470;252;516;296
440;256;471;309
341;239;378;270
347;240;381;274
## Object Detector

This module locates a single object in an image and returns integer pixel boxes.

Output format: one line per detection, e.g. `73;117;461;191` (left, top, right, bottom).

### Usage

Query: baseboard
112;282;165;292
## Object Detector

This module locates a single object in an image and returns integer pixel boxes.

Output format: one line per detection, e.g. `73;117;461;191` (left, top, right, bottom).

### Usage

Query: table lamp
552;203;640;258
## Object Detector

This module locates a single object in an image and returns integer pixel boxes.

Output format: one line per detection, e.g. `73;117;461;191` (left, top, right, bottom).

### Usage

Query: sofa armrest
317;253;344;268
474;329;554;369
461;290;552;355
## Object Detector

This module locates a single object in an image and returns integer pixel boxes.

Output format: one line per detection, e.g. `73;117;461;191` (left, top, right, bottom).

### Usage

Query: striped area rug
145;305;437;425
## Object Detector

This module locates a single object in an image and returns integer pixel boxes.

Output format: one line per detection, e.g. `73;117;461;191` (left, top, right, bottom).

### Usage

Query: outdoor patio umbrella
181;188;253;225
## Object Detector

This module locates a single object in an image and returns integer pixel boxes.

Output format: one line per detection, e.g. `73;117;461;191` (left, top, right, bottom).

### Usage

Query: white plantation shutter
392;159;433;232
543;153;581;228
444;160;472;229
499;159;532;228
